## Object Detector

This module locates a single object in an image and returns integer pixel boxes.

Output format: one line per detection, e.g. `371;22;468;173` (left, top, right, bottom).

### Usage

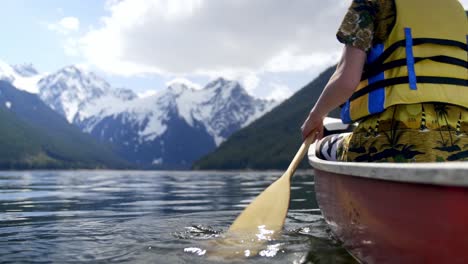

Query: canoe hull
315;168;468;263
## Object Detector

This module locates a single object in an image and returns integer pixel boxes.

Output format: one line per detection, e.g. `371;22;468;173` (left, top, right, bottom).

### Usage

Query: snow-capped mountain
37;65;137;122
0;60;43;93
2;61;277;169
81;78;275;145
12;63;39;77
185;78;273;145
75;78;276;168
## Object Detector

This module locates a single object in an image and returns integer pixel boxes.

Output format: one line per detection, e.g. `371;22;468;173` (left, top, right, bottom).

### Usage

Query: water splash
173;225;222;240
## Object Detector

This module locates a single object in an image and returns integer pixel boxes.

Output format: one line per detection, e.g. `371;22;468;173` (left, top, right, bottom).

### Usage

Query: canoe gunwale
308;147;468;187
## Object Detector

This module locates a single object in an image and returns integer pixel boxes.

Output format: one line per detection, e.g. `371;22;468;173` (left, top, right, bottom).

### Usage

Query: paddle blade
207;173;291;259
228;172;291;235
227;134;315;235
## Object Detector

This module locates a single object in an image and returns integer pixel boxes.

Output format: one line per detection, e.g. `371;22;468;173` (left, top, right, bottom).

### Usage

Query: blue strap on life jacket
405;27;418;90
340;100;352;124
367;43;386;114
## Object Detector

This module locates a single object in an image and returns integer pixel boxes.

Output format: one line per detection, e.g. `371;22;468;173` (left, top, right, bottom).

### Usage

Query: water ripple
0;170;355;263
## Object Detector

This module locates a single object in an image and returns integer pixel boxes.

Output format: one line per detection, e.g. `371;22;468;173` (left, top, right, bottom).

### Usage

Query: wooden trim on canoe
308;147;468;187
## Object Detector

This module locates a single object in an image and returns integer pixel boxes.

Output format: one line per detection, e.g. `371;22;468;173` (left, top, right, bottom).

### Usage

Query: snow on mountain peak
12;63;39;77
38;65;131;122
170;78;275;145
205;77;230;90
203;77;246;98
0;60;17;83
76;77;276;147
166;77;202;90
167;82;190;95
47;65;111;93
114;87;137;100
0;60;42;93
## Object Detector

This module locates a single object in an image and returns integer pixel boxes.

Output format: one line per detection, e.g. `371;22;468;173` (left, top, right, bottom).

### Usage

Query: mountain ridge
0;61;276;169
193;66;339;170
74;77;276;169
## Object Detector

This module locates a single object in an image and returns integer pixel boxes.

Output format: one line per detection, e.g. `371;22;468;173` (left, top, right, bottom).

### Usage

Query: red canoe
308;149;468;263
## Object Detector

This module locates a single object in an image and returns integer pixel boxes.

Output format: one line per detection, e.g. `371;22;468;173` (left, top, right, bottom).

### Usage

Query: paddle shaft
285;134;316;179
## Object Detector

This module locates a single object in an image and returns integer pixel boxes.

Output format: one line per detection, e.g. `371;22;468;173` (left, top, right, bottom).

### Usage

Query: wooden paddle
208;119;350;258
228;133;316;233
228;118;350;235
208;133;316;258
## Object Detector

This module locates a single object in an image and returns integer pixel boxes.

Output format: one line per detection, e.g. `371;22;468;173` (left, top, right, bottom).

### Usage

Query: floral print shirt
337;0;396;52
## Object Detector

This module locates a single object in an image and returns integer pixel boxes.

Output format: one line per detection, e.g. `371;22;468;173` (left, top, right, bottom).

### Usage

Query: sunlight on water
0;170;355;263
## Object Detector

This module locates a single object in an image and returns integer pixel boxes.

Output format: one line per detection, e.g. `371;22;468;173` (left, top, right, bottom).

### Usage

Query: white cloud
79;0;349;77
265;83;293;101
200;69;260;95
63;38;80;56
240;73;261;95
47;0;466;100
166;77;202;90
138;89;159;98
48;16;80;35
265;50;341;73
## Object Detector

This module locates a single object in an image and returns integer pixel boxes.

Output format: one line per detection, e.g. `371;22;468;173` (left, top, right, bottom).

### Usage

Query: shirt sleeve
336;0;377;52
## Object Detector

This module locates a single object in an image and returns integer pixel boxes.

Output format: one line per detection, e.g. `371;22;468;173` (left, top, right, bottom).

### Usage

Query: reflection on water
0;170;355;263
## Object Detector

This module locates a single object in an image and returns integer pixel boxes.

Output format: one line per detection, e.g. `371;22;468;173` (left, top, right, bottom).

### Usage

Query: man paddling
302;0;468;162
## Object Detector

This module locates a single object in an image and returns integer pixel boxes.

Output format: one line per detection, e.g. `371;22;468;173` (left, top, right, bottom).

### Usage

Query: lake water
0;170;355;263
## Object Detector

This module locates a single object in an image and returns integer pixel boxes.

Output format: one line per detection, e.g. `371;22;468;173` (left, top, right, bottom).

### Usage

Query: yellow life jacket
341;0;468;124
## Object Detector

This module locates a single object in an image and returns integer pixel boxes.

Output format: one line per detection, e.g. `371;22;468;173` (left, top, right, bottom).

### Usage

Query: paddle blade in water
228;174;291;235
207;175;291;259
227;134;315;236
208;134;315;259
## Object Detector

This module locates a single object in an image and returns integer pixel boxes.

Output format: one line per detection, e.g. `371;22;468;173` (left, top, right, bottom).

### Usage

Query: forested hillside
0;81;128;169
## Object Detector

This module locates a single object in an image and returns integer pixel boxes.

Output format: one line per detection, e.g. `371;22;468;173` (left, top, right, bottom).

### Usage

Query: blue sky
1;0;467;99
0;1;100;67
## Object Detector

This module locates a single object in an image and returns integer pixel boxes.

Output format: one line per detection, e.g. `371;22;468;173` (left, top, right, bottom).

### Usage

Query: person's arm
301;45;367;140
